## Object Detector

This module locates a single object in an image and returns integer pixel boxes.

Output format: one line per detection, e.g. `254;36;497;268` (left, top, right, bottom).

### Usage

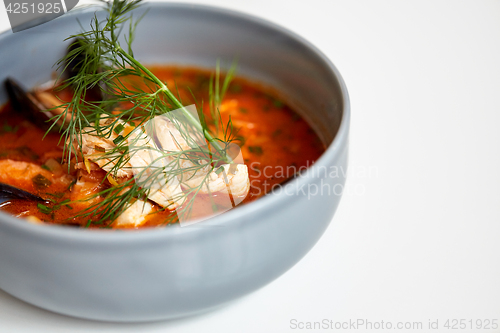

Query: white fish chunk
127;125;185;210
113;199;153;228
182;163;250;197
153;116;250;198
70;119;134;178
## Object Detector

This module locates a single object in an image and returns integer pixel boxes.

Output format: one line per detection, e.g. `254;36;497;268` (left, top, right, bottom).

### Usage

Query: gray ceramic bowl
0;2;350;322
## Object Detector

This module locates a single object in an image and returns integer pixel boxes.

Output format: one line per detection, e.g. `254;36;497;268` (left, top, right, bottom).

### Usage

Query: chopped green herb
215;166;225;175
118;145;129;153
60;199;73;209
16;146;39;160
236;135;246;146
248;146;263;155
251;163;260;171
32;174;52;188
229;83;242;93
273;100;284;108
44;192;64;198
272;129;283;138
239;107;248;114
113;135;124;145
41;164;51;171
66;178;77;191
2;124;19;133
37;203;52;215
114;123;125;134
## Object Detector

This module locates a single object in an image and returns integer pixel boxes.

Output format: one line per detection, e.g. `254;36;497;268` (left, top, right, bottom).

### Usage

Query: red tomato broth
0;66;325;228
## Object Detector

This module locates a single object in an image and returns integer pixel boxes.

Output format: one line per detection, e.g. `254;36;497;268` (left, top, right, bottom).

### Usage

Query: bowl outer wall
0;2;350;322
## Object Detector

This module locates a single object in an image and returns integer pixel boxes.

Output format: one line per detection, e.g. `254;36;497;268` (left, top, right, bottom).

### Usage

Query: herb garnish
46;0;240;226
37;203;52;215
32;174;52;188
2;123;19;133
248;146;263;155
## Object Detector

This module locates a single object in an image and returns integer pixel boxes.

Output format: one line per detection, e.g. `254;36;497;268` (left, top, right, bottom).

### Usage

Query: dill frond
47;0;239;226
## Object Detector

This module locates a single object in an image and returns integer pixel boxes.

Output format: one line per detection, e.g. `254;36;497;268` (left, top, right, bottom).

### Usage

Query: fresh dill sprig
209;59;237;135
47;0;239;226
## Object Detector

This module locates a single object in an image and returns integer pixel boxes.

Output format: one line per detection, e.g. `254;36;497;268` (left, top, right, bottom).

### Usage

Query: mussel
4;78;71;130
65;38;90;80
0;184;83;227
65;37;103;101
4;38;102;130
0;183;46;204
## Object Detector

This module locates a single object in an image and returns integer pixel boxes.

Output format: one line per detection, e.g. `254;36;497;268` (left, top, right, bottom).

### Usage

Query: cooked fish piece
113;198;153;228
69;115;249;214
182;163;250;197
69;118;186;210
153;116;250;198
153;116;211;178
70;120;134;178
0;159;73;193
70;178;103;211
127;125;185;210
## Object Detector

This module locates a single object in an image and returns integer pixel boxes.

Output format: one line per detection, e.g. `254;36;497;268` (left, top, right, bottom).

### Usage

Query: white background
1;1;500;332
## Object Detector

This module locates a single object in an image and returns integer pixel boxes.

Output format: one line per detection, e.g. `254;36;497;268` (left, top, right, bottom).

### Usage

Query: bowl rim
0;1;351;241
